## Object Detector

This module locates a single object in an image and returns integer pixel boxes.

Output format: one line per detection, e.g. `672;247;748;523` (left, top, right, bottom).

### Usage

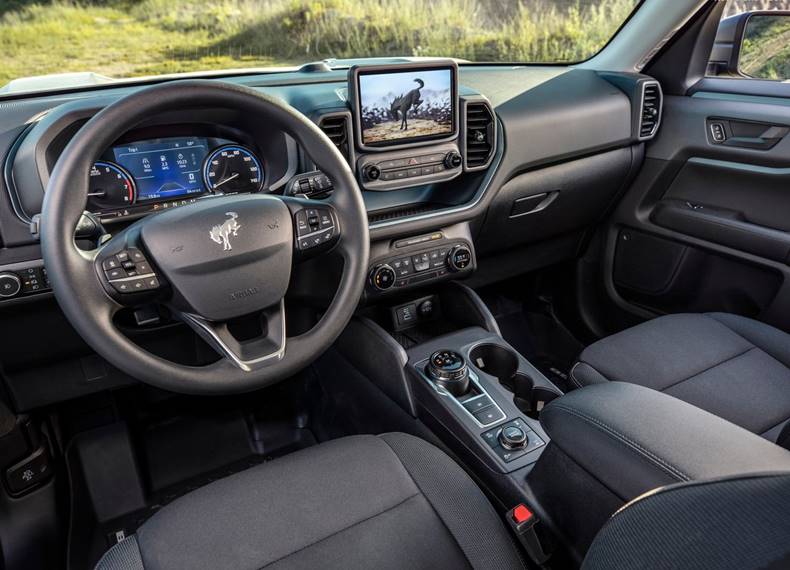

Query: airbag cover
141;194;293;321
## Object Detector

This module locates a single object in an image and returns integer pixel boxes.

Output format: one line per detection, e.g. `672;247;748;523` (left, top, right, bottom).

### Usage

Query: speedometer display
203;145;263;194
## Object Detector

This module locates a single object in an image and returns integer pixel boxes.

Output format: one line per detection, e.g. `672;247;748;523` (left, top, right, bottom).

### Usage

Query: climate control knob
0;272;21;298
444;151;463;170
363;164;381;181
369;264;396;291
447;245;472;272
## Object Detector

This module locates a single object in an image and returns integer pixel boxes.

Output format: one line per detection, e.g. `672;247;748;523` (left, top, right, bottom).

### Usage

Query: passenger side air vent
639;82;662;140
318;114;351;162
464;101;496;170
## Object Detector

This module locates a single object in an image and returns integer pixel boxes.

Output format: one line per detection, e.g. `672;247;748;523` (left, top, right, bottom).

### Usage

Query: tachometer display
203;145;263;194
88;161;136;210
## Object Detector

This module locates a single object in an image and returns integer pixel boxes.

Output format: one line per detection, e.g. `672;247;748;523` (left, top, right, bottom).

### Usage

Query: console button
0;273;22;298
473;406;505;426
463;395;493;413
494;445;528;463
407;168;420;177
421;166;434;176
448;245;472;272
499;425;528;450
395;303;417;326
5;447;51;494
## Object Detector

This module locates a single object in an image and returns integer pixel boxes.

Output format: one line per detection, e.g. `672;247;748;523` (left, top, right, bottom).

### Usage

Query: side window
708;0;790;80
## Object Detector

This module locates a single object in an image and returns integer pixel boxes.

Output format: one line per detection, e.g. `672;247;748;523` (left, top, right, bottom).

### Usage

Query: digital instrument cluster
87;136;264;221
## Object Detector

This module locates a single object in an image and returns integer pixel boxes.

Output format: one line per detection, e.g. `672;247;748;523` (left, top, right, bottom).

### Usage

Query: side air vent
639;82;662;140
318;114;351;162
464;101;496;170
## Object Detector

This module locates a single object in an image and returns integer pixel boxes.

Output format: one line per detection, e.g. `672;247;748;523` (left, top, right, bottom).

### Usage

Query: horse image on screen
359;68;453;145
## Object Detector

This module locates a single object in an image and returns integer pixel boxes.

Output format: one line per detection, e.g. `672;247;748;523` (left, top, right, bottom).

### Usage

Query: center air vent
318;114;351;162
464;101;495;170
639;82;662;140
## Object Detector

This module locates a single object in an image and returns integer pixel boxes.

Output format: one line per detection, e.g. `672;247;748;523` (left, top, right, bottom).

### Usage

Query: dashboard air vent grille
639;82;662;140
465;102;495;169
318;114;350;162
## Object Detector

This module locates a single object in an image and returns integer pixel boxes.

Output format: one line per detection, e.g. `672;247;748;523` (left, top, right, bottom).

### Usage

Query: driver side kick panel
605;93;790;330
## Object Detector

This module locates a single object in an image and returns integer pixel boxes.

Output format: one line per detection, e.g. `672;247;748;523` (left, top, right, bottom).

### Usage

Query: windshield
0;0;640;95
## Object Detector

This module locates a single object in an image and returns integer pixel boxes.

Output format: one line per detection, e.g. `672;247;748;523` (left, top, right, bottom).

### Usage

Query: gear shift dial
427;350;470;396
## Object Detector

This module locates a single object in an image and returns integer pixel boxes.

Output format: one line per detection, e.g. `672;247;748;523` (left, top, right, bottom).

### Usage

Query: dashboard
0;59;662;410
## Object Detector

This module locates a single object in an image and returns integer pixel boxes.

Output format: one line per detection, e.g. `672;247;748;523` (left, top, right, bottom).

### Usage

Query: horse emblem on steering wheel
209;212;241;251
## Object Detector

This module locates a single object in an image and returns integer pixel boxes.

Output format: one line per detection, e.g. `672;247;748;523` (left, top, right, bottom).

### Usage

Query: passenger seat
571;313;790;449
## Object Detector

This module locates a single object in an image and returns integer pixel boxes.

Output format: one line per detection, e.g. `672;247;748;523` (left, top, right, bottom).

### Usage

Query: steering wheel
40;81;370;394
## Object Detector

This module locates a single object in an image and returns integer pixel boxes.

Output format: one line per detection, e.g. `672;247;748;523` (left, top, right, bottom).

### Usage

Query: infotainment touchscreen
112;137;209;201
351;63;457;149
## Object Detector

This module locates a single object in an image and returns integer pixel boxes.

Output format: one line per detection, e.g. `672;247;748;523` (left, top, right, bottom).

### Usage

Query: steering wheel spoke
178;300;286;372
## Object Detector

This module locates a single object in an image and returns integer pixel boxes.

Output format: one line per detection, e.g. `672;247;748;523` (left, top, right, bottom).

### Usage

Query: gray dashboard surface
0;64;637;251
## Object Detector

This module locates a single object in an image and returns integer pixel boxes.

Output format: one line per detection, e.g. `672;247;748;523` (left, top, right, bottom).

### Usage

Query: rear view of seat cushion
571;313;790;441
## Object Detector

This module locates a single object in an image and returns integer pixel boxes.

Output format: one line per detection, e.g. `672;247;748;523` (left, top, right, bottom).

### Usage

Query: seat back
582;472;790;570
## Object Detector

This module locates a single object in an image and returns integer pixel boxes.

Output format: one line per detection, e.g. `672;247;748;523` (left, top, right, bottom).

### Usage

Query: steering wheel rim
41;80;370;394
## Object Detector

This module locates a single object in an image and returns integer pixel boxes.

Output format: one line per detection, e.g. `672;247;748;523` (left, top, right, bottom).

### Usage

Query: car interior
1;0;790;568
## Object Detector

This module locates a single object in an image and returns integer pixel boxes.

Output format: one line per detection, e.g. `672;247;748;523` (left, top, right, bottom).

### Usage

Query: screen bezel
350;60;459;152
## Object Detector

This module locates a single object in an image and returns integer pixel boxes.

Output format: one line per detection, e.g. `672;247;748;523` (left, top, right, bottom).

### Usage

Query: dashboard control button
417;299;434;317
127;249;146;263
463;395;493;413
494;444;527;463
448;245;472;271
444;151;463;169
473;406;505;426
0;273;21;298
370;265;396;291
102;258;120;271
363;165;381;181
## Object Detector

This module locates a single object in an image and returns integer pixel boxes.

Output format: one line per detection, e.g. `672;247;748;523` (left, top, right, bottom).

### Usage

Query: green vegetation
0;0;638;86
740;14;790;80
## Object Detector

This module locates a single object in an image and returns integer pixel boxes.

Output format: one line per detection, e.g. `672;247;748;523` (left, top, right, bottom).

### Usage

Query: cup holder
469;343;562;419
469;344;519;386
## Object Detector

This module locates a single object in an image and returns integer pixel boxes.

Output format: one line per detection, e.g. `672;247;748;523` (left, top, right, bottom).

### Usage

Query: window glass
0;0;640;96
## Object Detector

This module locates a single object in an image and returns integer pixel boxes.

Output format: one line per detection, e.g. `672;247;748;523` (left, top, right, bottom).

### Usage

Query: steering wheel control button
370;265;396;291
0;273;22;298
427;350;470;397
499;425;528;450
294;206;337;251
102;248;160;294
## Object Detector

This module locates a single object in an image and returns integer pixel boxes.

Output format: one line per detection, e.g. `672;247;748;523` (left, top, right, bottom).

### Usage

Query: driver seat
95;433;526;570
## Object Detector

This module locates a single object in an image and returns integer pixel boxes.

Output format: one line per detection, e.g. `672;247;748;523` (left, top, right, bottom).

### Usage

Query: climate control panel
368;238;475;294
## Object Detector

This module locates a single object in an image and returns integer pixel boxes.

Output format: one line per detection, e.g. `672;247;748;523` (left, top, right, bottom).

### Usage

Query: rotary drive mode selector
427;350;470;396
499;425;528;450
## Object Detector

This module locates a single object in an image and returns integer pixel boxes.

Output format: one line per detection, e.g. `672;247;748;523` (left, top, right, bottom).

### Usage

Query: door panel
603;91;790;331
